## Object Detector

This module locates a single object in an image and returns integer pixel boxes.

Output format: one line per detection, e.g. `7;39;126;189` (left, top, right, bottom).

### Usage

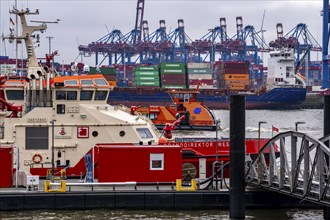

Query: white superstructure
266;48;302;90
1;7;163;176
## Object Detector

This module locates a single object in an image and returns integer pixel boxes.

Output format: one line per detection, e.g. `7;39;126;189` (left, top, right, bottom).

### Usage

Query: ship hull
109;87;307;110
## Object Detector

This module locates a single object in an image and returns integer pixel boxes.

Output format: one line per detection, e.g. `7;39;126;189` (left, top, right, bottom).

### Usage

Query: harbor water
0;109;325;219
0;209;324;220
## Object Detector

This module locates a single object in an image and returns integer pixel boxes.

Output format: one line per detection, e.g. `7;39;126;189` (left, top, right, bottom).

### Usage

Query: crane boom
134;0;145;44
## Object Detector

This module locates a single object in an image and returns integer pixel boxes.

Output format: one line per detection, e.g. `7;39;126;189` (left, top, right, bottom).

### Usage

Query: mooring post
229;95;246;219
324;95;330;220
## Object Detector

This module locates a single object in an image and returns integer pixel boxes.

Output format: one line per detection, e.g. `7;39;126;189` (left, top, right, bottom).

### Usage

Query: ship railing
49;181;178;191
273;84;305;89
116;104;158;131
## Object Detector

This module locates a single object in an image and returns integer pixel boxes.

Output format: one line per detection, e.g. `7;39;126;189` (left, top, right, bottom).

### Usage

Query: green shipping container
135;76;160;81
99;67;116;75
89;67;97;74
134;65;158;71
160;63;185;69
160;69;185;74
161;85;186;89
134;81;160;86
134;71;159;76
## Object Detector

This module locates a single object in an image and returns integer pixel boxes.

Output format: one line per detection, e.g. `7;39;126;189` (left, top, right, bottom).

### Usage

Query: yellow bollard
176;179;182;191
60;169;67;180
176;179;198;191
44;180;51;192
59;180;66;192
43;180;66;193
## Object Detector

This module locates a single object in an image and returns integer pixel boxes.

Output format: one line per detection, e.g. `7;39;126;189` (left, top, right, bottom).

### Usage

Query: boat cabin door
184;94;190;103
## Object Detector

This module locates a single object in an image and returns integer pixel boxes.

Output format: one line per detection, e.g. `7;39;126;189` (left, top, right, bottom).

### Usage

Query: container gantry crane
167;19;194;63
323;0;329;88
269;22;322;86
192;17;230;63
136;20;173;64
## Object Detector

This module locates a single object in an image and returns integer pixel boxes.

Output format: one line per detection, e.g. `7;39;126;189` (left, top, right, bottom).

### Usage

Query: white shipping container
189;85;216;89
188;73;213;80
187;62;211;69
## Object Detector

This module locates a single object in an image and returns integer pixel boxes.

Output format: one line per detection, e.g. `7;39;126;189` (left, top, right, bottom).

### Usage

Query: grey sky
0;0;323;66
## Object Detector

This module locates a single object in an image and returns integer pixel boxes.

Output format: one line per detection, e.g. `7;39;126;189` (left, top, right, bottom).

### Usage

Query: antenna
104;24;110;33
30;19;60;24
259;9;266;63
75;36;83;63
259;9;266;47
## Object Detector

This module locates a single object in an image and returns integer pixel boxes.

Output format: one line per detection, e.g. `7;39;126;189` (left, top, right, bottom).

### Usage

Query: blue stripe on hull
109;87;307;110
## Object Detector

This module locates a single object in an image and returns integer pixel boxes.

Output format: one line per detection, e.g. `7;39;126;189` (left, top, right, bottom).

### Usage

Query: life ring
32;154;42;164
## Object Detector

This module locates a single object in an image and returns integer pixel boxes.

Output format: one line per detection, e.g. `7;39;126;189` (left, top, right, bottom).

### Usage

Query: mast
3;7;46;78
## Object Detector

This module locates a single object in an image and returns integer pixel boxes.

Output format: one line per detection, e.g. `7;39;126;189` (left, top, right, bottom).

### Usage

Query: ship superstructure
0;7;161;177
266;48;302;90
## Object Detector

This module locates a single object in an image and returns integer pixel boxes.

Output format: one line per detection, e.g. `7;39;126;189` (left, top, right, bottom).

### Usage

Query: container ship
0;49;307;110
87;48;307;110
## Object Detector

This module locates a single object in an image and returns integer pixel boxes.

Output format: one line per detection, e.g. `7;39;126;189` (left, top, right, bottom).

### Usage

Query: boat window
6;90;24;100
150;153;164;170
81;79;94;86
149;114;157;120
67;91;77;100
6;81;24;86
94;78;108;86
136;128;153;139
25;127;48;150
57;104;65;114
64;80;78;86
80;90;93;100
184;94;190;102
95;91;108;100
56;91;66;100
182;150;197;157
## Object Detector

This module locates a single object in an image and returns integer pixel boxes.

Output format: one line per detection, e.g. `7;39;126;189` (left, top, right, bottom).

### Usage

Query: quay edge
0;190;320;211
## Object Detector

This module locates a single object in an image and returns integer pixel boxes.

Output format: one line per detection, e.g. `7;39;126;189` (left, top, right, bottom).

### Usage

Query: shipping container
134;81;160;86
187;68;211;74
161;79;186;84
188;79;213;85
187;62;211;69
161;73;186;80
188;73;213;80
134;71;159;76
135;76;160;81
98;145;182;182
99;67;116;75
134;65;158;71
161;85;186;89
160;63;185;69
160;69;185;74
189;85;215;89
0;56;9;60
103;74;116;81
225;73;249;80
225;79;250;86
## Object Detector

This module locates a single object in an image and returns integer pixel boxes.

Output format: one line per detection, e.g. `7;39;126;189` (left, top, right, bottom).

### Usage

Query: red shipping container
161;79;186;85
98;145;182;182
188;79;213;85
161;74;186;80
0;146;13;188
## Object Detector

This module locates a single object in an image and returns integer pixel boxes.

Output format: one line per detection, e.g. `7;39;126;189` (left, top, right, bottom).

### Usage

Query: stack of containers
160;63;186;89
90;66;117;87
215;61;250;91
133;65;160;88
187;63;213;89
115;65;134;87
